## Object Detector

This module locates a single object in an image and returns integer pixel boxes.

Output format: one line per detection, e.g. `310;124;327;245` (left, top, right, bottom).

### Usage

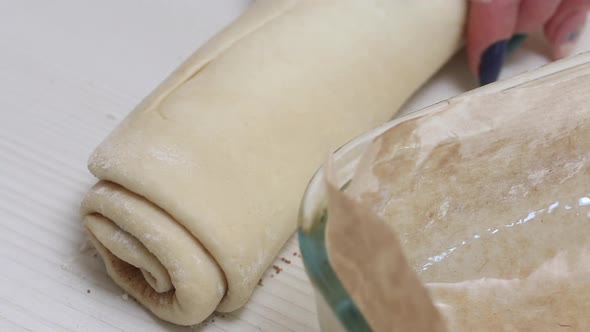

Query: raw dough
81;0;466;325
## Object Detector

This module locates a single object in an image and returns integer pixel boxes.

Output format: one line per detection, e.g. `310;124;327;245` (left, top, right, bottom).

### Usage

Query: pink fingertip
550;13;587;60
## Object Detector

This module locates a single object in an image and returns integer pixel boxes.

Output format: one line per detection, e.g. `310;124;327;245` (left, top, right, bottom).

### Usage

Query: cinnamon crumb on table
272;265;282;274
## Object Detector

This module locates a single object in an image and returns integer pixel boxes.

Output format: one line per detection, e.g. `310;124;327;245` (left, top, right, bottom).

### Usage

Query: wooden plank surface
1;1;589;331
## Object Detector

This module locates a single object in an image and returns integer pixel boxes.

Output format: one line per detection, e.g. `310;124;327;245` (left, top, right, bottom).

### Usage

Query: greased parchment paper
325;68;590;331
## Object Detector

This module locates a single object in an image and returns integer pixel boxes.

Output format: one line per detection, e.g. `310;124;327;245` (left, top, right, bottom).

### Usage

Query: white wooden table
1;2;589;331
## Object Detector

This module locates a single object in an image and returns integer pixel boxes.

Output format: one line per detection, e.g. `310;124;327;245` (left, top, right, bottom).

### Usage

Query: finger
514;0;561;33
467;0;520;84
507;0;562;54
544;0;590;59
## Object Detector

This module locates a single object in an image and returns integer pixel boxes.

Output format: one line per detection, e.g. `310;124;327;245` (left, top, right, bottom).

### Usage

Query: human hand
467;0;590;85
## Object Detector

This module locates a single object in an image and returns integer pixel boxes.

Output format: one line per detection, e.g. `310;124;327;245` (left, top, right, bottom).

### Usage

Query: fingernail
555;30;581;59
507;33;527;55
478;40;507;86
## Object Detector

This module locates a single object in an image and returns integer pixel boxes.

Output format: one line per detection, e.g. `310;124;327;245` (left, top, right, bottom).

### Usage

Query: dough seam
145;1;299;120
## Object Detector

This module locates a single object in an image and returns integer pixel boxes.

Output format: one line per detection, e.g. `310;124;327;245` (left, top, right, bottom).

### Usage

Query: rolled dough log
81;0;466;325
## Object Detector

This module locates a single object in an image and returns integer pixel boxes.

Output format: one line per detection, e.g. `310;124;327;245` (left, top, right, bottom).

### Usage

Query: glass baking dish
297;107;428;332
297;51;590;331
